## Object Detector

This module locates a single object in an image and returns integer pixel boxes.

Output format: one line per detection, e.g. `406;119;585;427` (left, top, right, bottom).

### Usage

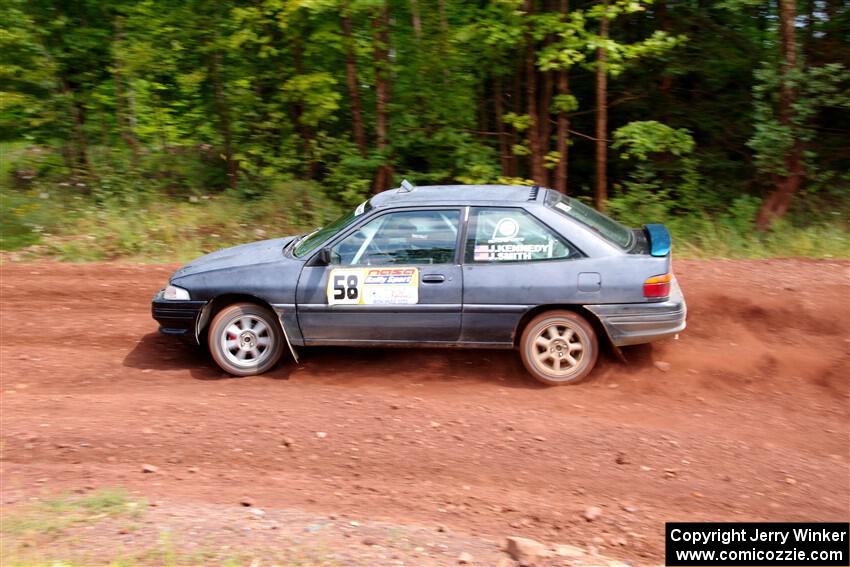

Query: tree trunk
372;2;393;193
494;75;512;177
820;0;843;64
410;0;422;38
595;0;609;210
437;0;448;34
756;0;803;229
341;10;368;156
805;0;815;58
554;0;571;194
538;65;554;187
525;0;546;184
210;50;237;188
554;68;570;193
112;22;139;159
437;0;450;82
656;0;673;121
479;82;489;141
291;36;318;179
71;98;89;172
507;56;523;178
62;81;89;173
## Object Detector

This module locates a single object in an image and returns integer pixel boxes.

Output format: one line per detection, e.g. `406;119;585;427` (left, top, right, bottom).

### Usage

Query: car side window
465;208;577;263
331;210;460;265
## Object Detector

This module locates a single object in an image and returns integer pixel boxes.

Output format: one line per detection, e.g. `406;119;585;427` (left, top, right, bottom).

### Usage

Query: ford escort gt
152;182;686;385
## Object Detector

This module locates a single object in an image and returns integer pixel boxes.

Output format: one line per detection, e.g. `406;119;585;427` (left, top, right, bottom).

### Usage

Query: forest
1;0;848;260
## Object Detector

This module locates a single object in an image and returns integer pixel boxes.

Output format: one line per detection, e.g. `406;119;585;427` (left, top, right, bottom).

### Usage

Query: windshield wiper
291;227;322;253
300;227;321;243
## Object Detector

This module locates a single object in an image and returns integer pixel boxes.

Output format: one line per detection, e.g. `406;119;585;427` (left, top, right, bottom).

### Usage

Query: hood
171;236;298;280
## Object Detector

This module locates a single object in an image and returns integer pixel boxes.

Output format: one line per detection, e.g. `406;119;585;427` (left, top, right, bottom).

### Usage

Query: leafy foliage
748;63;850;178
609;120;701;221
0;0;847;257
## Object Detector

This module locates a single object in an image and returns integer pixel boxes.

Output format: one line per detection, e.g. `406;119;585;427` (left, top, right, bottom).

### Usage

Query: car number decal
327;267;419;305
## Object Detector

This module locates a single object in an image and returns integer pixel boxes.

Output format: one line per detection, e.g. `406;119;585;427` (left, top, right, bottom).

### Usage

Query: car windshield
293;200;372;257
545;192;633;249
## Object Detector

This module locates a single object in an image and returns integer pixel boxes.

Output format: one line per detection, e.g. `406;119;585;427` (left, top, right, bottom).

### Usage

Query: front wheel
520;310;599;385
208;303;285;376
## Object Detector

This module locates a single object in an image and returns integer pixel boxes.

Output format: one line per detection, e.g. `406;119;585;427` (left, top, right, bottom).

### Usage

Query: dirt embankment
1;259;848;565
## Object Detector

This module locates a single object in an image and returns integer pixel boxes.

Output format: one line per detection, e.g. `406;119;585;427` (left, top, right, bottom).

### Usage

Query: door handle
422;274;446;283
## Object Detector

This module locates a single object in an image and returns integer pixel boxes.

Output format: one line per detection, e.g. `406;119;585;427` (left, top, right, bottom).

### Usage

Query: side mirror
316;247;332;266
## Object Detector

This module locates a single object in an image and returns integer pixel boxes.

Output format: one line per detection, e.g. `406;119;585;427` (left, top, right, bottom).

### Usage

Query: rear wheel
208;303;284;376
520;310;598;385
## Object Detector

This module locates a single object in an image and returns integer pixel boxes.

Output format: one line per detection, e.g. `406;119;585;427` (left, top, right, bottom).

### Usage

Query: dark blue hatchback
153;183;686;384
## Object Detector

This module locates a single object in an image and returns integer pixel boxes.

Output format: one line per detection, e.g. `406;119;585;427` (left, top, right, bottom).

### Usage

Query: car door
296;208;464;343
460;206;592;344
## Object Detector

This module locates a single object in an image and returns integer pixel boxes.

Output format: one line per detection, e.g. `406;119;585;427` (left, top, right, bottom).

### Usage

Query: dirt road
1;259;848;565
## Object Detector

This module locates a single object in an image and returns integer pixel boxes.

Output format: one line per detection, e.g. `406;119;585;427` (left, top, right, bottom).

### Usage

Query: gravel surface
1;259;848;565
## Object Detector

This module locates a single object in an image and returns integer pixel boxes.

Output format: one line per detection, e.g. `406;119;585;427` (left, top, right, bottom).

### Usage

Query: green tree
584;0;682;210
748;0;850;228
0;0;847;239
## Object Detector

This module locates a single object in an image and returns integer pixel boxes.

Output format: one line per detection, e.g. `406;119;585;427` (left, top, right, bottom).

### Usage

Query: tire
208;303;285;376
519;310;599;385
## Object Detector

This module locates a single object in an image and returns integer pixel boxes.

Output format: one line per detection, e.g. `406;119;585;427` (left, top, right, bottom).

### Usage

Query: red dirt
1;259;848;564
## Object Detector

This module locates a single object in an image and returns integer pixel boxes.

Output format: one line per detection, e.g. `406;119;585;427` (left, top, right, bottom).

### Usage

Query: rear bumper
585;278;687;347
151;289;207;342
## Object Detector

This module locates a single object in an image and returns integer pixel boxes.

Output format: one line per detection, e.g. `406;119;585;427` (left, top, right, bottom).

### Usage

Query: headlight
163;285;191;300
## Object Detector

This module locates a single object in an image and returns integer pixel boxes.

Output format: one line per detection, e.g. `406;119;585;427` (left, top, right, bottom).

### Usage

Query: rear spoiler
643;224;671;257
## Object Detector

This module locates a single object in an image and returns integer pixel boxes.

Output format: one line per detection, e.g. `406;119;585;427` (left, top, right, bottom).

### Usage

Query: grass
0;182;343;262
1;143;847;261
671;219;850;259
1;489;146;566
3;185;846;262
1;489;143;537
0;489;335;566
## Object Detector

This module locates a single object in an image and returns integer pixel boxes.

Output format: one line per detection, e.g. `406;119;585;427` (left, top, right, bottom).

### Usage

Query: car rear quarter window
465;208;578;263
331;209;460;265
545;192;633;249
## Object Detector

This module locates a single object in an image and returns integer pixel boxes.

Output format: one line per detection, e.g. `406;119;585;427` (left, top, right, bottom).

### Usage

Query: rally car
152;182;686;385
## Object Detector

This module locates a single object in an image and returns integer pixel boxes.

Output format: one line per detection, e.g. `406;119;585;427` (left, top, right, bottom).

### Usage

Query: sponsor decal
554;202;572;214
491;217;521;241
327;267;419;305
473;242;554;262
363;267;416;285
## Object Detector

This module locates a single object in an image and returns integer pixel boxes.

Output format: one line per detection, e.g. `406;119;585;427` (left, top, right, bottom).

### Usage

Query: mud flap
583;308;626;363
195;303;212;345
281;322;299;364
610;343;627;363
269;305;300;364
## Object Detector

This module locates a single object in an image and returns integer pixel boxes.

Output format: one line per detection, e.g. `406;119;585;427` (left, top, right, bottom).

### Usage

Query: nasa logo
367;268;416;277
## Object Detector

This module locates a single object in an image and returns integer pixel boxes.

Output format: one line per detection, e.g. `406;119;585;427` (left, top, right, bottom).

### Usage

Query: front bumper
151;289;208;342
585;278;687;347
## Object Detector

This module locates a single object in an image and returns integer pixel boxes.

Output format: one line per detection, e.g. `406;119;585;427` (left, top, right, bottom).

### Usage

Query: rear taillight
644;273;672;298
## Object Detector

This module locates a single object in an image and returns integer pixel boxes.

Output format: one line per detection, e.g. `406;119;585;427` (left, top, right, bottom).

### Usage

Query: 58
333;274;359;300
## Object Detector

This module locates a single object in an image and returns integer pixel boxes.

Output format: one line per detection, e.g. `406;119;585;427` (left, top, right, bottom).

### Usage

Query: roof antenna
400;179;414;193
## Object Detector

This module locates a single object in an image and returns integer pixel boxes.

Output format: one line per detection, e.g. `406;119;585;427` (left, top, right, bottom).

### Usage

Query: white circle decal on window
494;217;520;240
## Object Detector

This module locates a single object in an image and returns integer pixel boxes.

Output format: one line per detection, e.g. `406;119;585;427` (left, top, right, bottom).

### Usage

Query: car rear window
545;192;633;249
